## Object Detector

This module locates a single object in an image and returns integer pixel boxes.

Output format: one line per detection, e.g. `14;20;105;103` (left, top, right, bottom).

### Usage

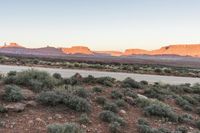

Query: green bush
99;111;125;126
0;105;6;113
74;87;89;98
3;85;24;102
68;73;83;86
182;95;198;105
196;107;200;115
144;104;178;122
176;126;188;133
111;90;123;99
92;87;103;93
109;122;122;133
63;95;91;112
137;118;149;126
95;96;107;105
53;73;62;79
135;98;152;108
7;71;17;77
103;102;119;113
121;77;141;89
4;70;58;92
115;99;127;108
175;96;193;111
96;77;115;87
47;123;84;133
47;123;63;133
196;120;200;129
178;113;193;123
37;91;64;106
79;114;90;124
83;75;96;84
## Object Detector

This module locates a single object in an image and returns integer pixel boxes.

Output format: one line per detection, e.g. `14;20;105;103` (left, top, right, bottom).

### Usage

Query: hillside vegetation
0;70;200;132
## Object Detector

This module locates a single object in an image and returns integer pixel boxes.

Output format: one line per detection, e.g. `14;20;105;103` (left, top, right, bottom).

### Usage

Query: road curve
0;64;199;84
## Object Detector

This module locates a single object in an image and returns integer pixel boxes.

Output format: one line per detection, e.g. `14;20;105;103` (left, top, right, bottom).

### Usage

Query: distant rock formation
124;44;200;57
2;43;23;48
1;42;200;57
61;46;93;55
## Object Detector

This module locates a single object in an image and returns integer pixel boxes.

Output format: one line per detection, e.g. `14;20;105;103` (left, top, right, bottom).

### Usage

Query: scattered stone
81;124;87;129
119;109;126;116
137;94;148;99
4;103;26;112
55;114;62;119
48;117;53;120
26;101;37;107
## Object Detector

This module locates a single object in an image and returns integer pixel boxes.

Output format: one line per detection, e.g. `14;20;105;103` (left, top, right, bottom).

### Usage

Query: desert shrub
103;102;119;113
37;91;64;106
196;120;200;129
121;77;141;89
63;95;91;112
123;88;138;99
135;98;152;108
182;95;198;105
83;75;96;84
144;87;169;101
137;118;149;126
92;86;103;93
3;85;24;102
7;71;17;76
157;128;171;133
99;111;125;126
154;68;162;73
178;113;193;123
79;114;90;124
140;80;148;85
109;122;122;133
192;83;200;94
196;107;200;115
68;73;83;85
96;77;115;87
47;123;84;133
137;125;152;133
176;126;188;133
95;96;107;105
53;73;62;79
0;105;6;113
144;104;178;122
47;123;63;133
175;96;193;111
115;99;127;108
74;87;89;98
5;69;58;92
111;90;123;99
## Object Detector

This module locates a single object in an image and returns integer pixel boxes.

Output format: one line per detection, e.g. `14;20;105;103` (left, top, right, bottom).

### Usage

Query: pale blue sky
0;0;200;51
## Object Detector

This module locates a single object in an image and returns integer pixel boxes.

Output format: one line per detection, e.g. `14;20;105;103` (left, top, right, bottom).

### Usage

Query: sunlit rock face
61;46;94;55
124;44;200;57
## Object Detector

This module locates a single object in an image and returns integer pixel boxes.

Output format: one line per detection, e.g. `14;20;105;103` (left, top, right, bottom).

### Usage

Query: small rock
26;101;37;107
4;103;26;112
48;117;53;120
81;124;87;129
119;109;126;115
55;114;62;119
189;127;193;130
137;94;148;99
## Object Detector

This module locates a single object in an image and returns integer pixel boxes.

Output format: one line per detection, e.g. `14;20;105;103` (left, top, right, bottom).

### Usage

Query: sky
0;0;200;51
